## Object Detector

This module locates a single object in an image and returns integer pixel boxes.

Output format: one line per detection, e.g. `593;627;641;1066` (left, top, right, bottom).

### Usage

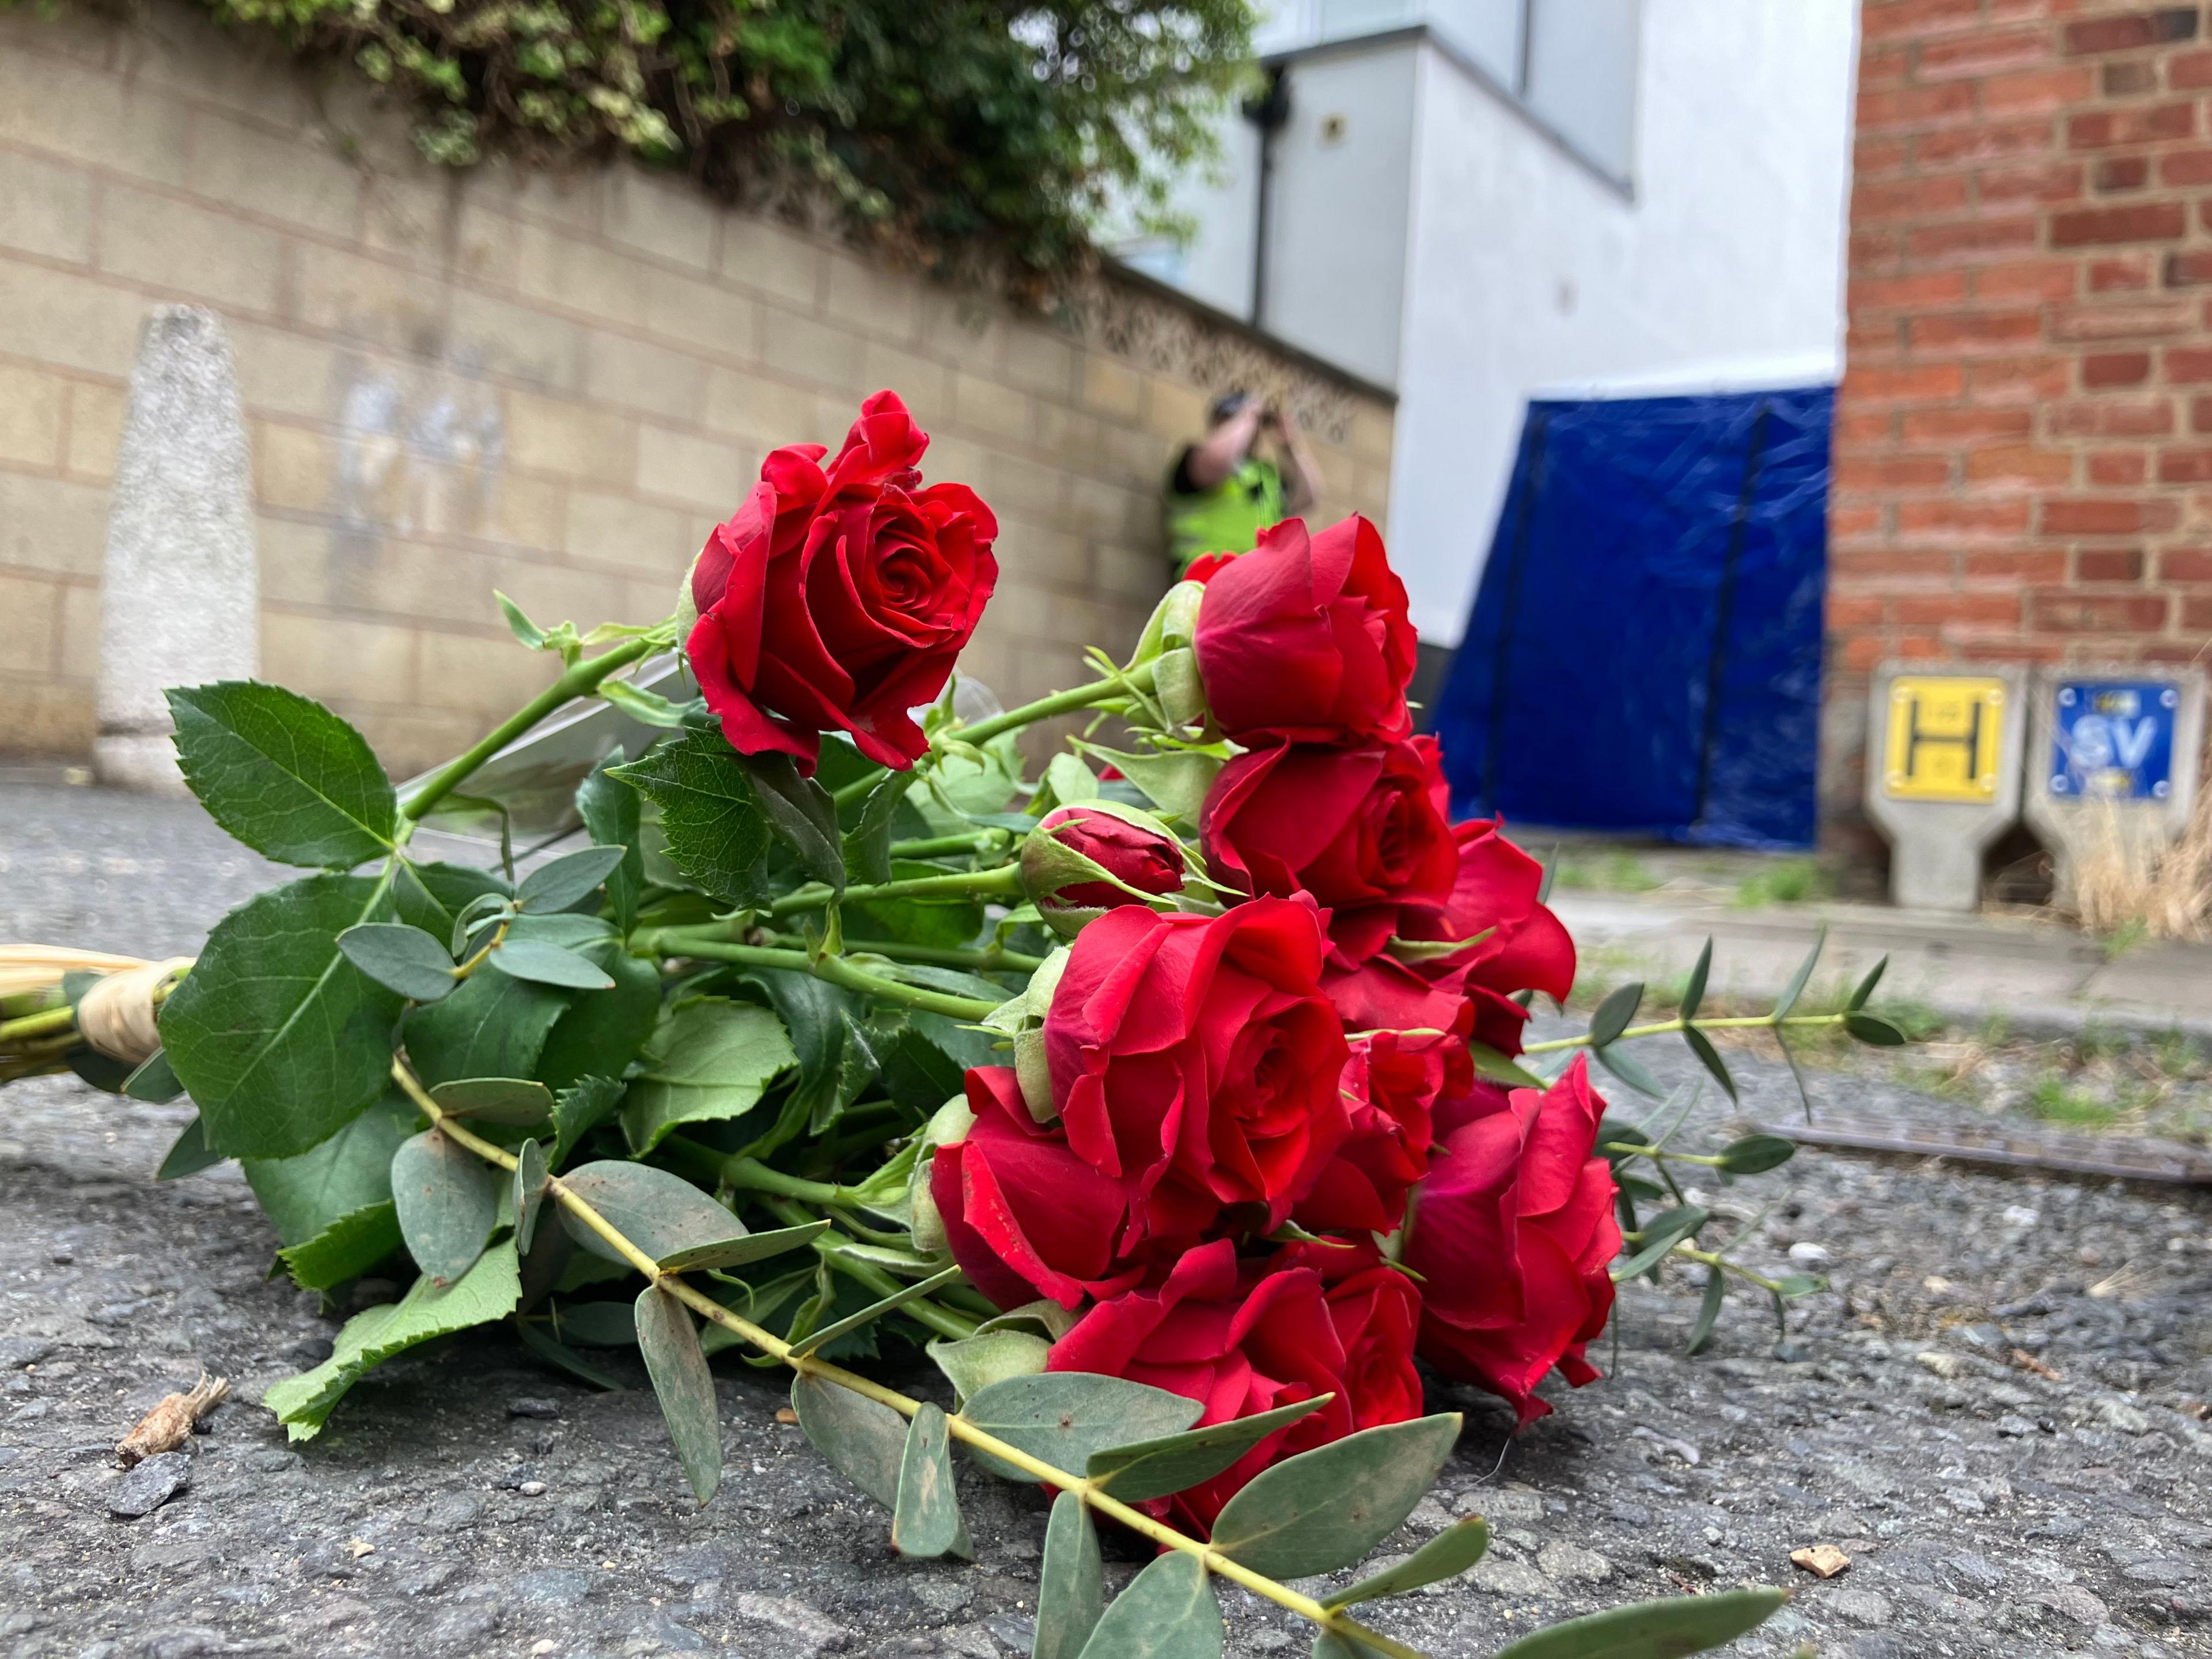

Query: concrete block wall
1828;0;2212;831
0;0;1393;774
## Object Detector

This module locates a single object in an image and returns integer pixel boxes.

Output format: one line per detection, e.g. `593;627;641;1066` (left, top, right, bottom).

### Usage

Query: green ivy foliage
63;0;1256;281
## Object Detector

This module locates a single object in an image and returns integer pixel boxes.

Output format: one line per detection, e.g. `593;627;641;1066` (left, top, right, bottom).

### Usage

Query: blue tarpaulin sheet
1434;386;1834;850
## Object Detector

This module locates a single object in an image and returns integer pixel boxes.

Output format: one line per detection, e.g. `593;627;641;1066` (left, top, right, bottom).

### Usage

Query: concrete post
2024;665;2206;908
93;306;259;794
1862;662;2026;912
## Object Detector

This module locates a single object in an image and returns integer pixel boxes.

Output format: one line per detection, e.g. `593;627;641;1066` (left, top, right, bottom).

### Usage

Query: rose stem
390;1062;1430;1659
633;932;1002;1020
759;933;1045;975
767;863;1025;919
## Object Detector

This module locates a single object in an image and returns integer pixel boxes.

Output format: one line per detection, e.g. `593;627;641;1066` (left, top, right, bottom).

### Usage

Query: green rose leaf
403;967;569;1089
622;997;797;1154
1076;1551;1221;1659
1320;1517;1490;1608
960;1373;1202;1483
392;860;510;940
1209;1412;1462;1580
391;1127;502;1284
166;681;397;869
161;873;407;1159
428;1076;554;1126
791;1370;907;1508
124;1051;184;1104
1033;1490;1103;1659
278;1203;404;1293
608;731;772;902
1086;1395;1334;1502
338;923;458;1003
734;970;892;1138
844;768;913;885
635;1283;721;1504
733;749;846;891
241;1092;415;1249
892;1402;971;1560
1486;1588;1788;1659
154;1116;222;1181
578;751;645;935
264;1240;520;1439
557;1160;743;1263
550;1075;626;1165
538;948;661;1094
516;844;626;914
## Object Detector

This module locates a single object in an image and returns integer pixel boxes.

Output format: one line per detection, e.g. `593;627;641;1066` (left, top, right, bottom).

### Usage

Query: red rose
1202;736;1459;963
1396;816;1576;1007
1047;899;1351;1253
1047;1239;1418;1533
685;390;998;771
1021;805;1185;930
1271;1237;1426;1431
1404;1056;1620;1425
1293;1029;1467;1236
1192;514;1416;744
1182;550;1238;584
929;1067;1145;1310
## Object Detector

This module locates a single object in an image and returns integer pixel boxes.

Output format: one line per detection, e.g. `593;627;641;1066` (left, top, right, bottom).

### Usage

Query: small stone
1945;1488;1987;1515
106;1451;192;1518
532;1643;557;1656
982;1614;1035;1653
508;1397;560;1419
730;1592;853;1656
1536;1542;1612;1584
1791;1546;1851;1580
1997;1415;2037;1437
349;1538;375;1558
2037;1585;2110;1626
911;1578;973;1618
2097;1399;2152;1435
1787;1242;1831;1265
1471;1558;1550;1598
0;1339;52;1370
517;1480;548;1497
513;1569;593;1607
1827;1589;1891;1628
1248;1634;1293;1654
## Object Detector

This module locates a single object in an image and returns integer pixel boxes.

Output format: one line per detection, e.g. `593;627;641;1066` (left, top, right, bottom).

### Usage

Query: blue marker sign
2049;680;2179;801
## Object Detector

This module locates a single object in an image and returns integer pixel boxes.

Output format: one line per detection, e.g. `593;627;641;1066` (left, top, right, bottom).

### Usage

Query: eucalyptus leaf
1844;1011;1907;1047
1685;1266;1727;1357
929;1329;1051;1406
514;1316;628;1390
578;751;645;935
892;1402;971;1559
1074;1551;1220;1659
1486;1588;1787;1659
1588;981;1643;1050
167;681;396;868
790;1266;963;1359
658;1222;828;1273
1715;1134;1796;1175
961;1374;1203;1483
516;844;627;914
1034;1490;1103;1659
1847;955;1887;1011
1594;1042;1665;1100
1321;1516;1490;1607
155;1116;222;1181
1086;1396;1334;1502
391;1128;502;1284
1680;1025;1737;1102
393;858;512;935
1774;1273;1825;1297
554;1300;640;1346
635;1283;722;1503
161;873;406;1158
1774;926;1824;1020
609;732;773;902
339;923;458;1003
1612;1206;1709;1281
1680;937;1713;1024
1208;1413;1461;1579
430;1077;554;1127
1775;1026;1813;1122
490;938;616;990
622;998;798;1153
124;1050;184;1105
264;1241;520;1439
1467;1042;1543;1089
791;1371;907;1508
513;1137;549;1256
557;1161;743;1264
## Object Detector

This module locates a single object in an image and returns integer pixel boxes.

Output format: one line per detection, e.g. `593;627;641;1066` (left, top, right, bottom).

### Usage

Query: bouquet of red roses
1;391;1892;1659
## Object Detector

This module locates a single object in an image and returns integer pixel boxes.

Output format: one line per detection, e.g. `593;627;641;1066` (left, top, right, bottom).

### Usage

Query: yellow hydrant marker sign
1882;676;2008;803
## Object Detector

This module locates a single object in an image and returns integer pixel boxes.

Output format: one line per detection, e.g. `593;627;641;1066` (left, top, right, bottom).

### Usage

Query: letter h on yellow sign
1883;676;2007;803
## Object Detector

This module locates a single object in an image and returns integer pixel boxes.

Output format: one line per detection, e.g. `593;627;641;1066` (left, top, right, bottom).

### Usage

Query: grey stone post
93;306;259;794
1862;662;2027;912
2024;665;2206;908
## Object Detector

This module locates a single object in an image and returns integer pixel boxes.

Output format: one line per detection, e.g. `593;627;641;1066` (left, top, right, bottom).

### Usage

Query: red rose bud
1192;514;1416;745
1404;1055;1620;1426
1021;804;1186;936
1202;735;1460;964
684;389;999;773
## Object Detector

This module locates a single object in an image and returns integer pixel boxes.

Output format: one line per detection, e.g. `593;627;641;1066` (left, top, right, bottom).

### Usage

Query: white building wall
1392;1;1857;643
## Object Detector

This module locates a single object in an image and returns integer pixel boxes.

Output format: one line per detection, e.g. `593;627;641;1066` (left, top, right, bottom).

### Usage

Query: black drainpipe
1245;65;1291;329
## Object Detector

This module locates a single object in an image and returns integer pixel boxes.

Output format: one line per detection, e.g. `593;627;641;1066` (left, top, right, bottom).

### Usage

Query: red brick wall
1828;0;2212;832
